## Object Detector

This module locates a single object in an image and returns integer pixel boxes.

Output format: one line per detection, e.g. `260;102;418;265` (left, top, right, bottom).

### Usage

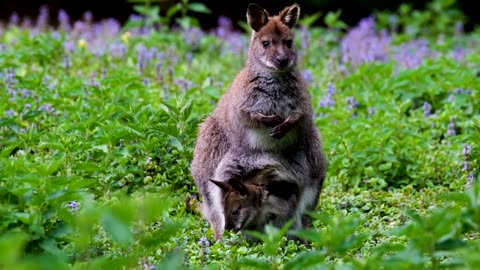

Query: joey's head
246;3;301;72
210;178;266;232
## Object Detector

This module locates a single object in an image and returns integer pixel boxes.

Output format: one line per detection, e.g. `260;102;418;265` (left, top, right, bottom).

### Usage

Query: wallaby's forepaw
270;124;288;139
251;113;283;128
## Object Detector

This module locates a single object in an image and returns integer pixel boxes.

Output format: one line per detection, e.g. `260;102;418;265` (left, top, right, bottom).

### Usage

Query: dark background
0;0;478;31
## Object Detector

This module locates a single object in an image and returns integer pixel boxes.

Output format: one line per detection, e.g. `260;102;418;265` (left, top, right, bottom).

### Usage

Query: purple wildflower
462;144;475;188
462;161;470;172
36;5;49;30
225;33;247;55
299;25;311;51
4;68;16;86
109;41;126;59
20;89;32;98
317;82;336;108
47;82;56;90
162;84;169;101
175;78;194;92
83;11;93;22
214;16;232;39
138;257;155;270
43;75;51;84
423;102;431;117
340;16;390;66
198;236;210;247
467;172;475;189
447;119;456;136
301;69;314;85
63;41;75;53
346;96;359;111
21;17;33;29
89;40;106;57
368;107;376;116
24;103;31;110
39;103;54;113
102;67;107;79
72;21;88;37
4;109;16;117
463;144;472;156
88;78;100;88
218;15;232;29
451;47;466;61
136;44;147;74
185;27;204;48
107;18;121;34
156;63;163;82
9;12;20;26
166;46;179;65
186;52;193;66
65;201;79;213
393;39;431;69
58;9;71;31
51;31;61;40
143;78;149;86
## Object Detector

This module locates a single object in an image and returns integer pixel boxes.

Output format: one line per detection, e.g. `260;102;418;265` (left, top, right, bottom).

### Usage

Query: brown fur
211;164;299;235
191;3;327;241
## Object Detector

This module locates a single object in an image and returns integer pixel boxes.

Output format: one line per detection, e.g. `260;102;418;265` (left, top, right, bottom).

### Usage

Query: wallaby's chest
245;76;300;118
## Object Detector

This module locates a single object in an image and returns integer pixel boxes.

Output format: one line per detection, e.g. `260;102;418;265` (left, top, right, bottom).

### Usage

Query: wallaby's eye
231;208;240;216
285;40;293;49
262;41;270;48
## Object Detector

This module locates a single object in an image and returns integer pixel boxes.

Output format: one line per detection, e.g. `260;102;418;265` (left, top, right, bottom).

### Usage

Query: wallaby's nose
277;56;289;68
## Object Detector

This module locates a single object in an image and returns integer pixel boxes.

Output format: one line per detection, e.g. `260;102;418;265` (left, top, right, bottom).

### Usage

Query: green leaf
291;229;322;244
156;250;186;270
435;239;468;251
0;232;28;265
236;258;271;270
39;238;61;255
168;136;184;152
299;11;322;28
46;189;69;201
187;3;211;14
283;250;326;270
101;212;133;247
92;144;109;154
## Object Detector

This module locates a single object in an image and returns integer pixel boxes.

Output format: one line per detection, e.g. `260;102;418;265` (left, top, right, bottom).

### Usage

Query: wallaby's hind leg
191;117;229;241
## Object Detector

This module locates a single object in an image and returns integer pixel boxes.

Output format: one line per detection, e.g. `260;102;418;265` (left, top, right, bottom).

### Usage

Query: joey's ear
279;3;300;28
210;179;232;192
247;3;269;32
227;178;250;197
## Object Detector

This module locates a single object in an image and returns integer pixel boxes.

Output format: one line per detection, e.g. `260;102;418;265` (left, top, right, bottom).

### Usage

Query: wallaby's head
246;3;301;72
210;178;266;231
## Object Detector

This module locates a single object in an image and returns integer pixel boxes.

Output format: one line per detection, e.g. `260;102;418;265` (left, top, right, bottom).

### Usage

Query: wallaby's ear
210;179;231;192
279;3;300;28
227;178;250;197
247;3;269;32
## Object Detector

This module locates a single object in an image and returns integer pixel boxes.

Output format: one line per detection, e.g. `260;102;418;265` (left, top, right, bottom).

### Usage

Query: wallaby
210;164;299;234
191;3;327;241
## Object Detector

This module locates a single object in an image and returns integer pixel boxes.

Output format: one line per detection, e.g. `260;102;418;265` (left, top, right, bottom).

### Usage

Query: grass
1;1;480;269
